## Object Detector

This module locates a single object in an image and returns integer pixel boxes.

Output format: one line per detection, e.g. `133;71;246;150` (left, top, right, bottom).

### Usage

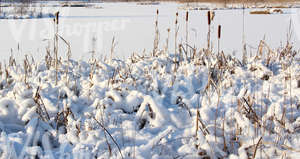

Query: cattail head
186;11;189;22
156;9;159;15
207;11;211;25
167;28;170;33
55;11;59;24
175;12;178;25
218;25;221;39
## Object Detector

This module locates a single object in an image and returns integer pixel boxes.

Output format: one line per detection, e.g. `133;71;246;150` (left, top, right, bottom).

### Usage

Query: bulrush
55;11;59;24
207;11;211;51
175;12;178;54
153;9;159;57
54;11;59;85
218;25;221;39
174;11;179;72
186;11;189;59
207;11;211;26
218;25;221;55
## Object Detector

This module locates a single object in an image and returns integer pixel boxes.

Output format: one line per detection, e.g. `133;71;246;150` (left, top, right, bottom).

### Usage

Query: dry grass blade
111;36;117;61
92;116;124;159
252;137;263;159
34;86;50;121
241;97;261;127
57;34;72;85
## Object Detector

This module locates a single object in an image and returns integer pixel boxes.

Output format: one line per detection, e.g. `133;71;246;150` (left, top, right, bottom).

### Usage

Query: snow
0;2;299;62
0;98;22;126
0;42;298;158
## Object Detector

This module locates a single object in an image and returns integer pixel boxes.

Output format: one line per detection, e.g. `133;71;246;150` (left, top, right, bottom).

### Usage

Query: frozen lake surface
1;2;300;159
0;2;300;61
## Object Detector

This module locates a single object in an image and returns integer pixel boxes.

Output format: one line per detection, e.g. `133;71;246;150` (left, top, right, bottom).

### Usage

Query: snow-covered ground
0;2;300;159
0;39;299;158
0;2;299;61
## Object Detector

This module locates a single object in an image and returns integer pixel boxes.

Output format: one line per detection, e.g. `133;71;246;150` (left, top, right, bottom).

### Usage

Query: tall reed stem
153;9;159;57
174;12;179;71
54;11;59;85
186;11;189;59
218;25;221;56
166;28;170;54
242;3;247;65
207;11;211;51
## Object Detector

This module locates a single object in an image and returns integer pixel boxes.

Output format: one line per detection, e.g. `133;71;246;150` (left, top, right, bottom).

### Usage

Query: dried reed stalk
218;25;221;56
111;36;117;61
54;11;59;85
174;12;179;72
185;11;189;59
165;28;170;54
207;11;211;51
92;116;124;159
252;137;263;159
242;3;247;65
57;34;71;86
289;67;293;121
153;9;159;57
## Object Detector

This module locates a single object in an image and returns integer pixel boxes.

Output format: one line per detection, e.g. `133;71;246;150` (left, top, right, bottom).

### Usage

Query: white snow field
0;2;299;159
0;2;299;61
